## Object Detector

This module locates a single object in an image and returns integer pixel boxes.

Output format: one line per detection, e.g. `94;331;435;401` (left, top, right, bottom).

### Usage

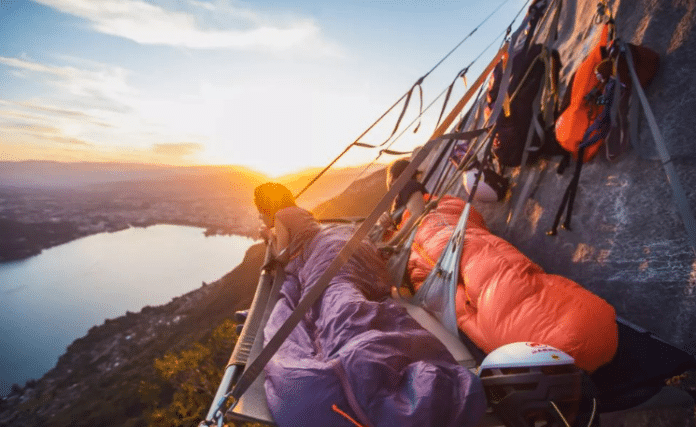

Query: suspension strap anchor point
209;394;237;423
225;394;238;411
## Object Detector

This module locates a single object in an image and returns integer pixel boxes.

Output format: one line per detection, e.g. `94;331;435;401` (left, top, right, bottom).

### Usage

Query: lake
0;224;255;396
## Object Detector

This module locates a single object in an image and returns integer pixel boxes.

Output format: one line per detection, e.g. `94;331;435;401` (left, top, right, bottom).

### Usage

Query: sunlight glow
2;0;529;174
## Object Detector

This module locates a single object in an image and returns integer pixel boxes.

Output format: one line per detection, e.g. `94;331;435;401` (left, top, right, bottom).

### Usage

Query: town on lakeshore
0;163;264;262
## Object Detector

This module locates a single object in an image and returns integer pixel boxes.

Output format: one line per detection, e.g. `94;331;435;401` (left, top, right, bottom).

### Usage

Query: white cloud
0;56;136;112
0;99;96;121
0;55;145;149
0;53;214;162
188;0;261;24
0;56;74;79
188;0;216;12
32;0;341;55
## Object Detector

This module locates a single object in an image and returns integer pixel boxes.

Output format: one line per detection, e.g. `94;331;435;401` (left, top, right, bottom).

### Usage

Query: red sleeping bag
407;196;618;372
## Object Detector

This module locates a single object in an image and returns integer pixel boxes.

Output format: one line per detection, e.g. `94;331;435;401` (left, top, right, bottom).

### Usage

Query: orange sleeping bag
407;196;618;372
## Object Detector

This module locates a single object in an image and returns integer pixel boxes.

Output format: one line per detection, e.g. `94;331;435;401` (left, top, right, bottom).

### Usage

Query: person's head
254;182;296;227
386;158;419;188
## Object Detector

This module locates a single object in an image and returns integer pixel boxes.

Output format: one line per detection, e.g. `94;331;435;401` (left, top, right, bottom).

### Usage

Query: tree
144;319;239;427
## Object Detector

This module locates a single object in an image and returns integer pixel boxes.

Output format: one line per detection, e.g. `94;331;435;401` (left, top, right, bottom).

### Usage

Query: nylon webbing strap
437;128;492;142
628;85;643;156
438;44;508;134
506;50;548;229
530;0;562;45
386;228;418;291
412;135;495;335
488;13;531;129
227;247;275;366
422;45;508;197
548;0;563;42
410;25;525;334
379;148;412;156
385;43;512;250
623;42;696;256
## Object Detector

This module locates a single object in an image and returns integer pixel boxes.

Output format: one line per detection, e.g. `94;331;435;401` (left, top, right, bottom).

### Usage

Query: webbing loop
622;41;696;256
294;0;531;201
403;8;534;331
379;148;413;156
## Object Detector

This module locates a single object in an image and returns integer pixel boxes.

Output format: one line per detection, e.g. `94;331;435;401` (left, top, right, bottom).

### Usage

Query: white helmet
463;168;509;202
479;342;576;370
478;342;586;427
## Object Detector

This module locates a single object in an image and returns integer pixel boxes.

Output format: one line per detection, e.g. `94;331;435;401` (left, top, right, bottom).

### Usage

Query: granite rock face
2;1;695;425
470;0;696;355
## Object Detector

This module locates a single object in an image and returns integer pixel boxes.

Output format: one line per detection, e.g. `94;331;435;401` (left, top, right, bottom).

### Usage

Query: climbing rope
294;0;532;200
325;4;531;196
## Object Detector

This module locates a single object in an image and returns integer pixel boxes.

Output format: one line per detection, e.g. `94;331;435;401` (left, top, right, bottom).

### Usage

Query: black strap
379;148;413;156
353;142;378;148
422;115;469;190
622;42;696;255
562;147;585;231
425;85;488;198
381;79;424;146
436;67;469;128
436;127;493;142
520;0;545;53
548;73;617;236
548;145;585;235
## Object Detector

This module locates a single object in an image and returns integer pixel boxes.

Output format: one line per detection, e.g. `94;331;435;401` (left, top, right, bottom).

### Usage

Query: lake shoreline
0;238;265;425
0;226;257;397
0;218;257;263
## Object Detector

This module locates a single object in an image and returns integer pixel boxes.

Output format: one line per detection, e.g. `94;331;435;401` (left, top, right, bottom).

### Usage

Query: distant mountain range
0;160;386;211
0;164;389;426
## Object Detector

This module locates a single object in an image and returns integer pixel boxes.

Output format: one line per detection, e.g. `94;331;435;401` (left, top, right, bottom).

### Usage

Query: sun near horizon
1;0;528;180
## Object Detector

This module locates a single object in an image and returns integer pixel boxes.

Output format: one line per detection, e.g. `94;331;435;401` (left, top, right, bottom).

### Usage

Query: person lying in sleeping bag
254;182;486;427
405;194;618;373
377;158;617;372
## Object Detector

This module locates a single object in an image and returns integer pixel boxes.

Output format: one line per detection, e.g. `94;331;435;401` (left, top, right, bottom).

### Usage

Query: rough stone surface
472;0;696;356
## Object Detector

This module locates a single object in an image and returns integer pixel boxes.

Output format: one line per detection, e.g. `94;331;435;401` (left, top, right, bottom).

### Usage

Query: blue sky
0;0;528;176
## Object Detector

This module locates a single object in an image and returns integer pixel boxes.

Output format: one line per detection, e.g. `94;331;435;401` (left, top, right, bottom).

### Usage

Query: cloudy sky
1;0;528;176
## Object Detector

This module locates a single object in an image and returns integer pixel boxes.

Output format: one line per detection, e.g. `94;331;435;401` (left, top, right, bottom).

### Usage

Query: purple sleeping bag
263;225;486;427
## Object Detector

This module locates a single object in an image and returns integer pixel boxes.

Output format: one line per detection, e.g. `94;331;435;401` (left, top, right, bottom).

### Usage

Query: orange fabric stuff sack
408;196;618;372
555;24;611;162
